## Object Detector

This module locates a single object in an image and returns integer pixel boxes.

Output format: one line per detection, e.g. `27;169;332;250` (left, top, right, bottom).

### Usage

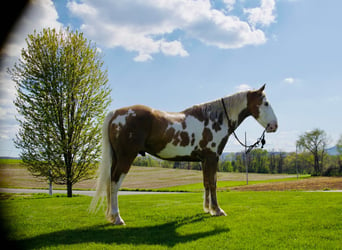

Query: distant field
0;159;301;190
1;159;341;191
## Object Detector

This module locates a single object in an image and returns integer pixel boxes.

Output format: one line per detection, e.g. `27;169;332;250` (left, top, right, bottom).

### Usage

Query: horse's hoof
211;208;227;216
113;216;125;225
114;219;125;225
108;214;126;225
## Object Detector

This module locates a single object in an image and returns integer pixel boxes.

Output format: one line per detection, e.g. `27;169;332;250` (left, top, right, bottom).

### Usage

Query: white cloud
236;84;252;92
0;0;62;149
223;0;236;11
244;0;276;27
283;77;295;84
67;0;274;61
134;53;153;62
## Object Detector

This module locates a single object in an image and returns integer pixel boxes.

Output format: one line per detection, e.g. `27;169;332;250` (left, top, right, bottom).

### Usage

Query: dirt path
230;177;342;191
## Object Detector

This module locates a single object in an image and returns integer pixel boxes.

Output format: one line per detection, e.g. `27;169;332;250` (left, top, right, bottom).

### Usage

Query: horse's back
108;105;183;154
108;105;153;153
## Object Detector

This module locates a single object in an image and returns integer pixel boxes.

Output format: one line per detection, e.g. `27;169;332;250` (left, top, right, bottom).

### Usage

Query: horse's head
248;84;278;133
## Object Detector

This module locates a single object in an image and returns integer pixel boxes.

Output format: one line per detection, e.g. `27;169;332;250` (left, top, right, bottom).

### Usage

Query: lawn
1;192;341;249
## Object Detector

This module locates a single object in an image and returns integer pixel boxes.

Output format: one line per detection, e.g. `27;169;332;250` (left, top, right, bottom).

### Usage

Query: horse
91;84;278;225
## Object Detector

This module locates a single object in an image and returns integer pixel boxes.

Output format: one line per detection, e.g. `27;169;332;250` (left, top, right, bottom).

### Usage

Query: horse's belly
156;143;196;159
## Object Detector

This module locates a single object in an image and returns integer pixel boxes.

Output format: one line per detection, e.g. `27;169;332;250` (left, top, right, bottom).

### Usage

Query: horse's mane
192;91;248;121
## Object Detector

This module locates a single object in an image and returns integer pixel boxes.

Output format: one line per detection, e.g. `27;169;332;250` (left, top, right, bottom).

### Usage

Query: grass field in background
145;176;311;192
1;192;341;249
0;159;305;191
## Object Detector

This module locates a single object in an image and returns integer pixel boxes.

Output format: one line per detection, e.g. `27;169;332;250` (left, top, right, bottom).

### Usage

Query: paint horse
91;84;278;225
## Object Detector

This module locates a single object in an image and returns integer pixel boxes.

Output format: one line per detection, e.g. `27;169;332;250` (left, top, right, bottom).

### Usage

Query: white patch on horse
163;111;185;121
110;174;126;224
256;96;278;131
112;114;128;127
127;109;136;117
112;109;137;128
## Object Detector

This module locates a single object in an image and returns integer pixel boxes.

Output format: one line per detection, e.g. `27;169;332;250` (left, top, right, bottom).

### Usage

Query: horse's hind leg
107;154;136;225
107;172;126;225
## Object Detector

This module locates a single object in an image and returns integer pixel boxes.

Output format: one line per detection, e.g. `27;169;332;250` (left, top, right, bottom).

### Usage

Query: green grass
0;158;23;165
1;192;341;249
126;175;311;192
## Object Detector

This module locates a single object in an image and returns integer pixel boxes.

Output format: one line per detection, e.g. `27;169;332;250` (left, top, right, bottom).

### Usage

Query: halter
220;98;266;154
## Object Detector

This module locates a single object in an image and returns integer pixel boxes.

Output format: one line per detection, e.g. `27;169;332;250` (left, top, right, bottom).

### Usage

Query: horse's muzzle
266;121;278;133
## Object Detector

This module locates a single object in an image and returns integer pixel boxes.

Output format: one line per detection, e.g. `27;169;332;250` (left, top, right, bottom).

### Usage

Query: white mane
196;91;248;123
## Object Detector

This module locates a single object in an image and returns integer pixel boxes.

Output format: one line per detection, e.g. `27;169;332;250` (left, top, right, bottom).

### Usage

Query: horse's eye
264;101;269;106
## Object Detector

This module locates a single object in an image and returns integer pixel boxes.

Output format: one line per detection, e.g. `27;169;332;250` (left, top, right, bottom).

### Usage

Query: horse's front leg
209;177;227;216
202;156;227;216
203;181;210;213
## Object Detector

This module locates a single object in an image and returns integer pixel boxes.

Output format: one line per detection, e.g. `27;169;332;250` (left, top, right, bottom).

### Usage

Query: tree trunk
65;153;73;197
314;154;320;175
67;179;72;197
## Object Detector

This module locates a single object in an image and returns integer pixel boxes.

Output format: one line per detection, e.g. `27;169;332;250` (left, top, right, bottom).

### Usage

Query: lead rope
221;98;266;154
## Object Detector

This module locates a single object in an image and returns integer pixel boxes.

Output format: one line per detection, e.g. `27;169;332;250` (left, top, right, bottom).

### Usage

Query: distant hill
0;156;21;160
221;146;340;160
327;146;339;156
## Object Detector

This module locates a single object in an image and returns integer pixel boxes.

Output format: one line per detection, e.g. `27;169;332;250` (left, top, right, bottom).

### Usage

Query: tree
249;149;269;173
296;129;328;175
9;28;111;197
336;135;342;174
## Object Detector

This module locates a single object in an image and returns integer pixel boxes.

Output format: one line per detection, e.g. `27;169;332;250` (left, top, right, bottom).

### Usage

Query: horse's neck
184;99;223;121
223;91;250;131
183;92;250;132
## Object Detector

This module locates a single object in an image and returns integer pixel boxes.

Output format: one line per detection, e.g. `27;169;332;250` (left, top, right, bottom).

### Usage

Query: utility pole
295;144;299;180
245;131;248;185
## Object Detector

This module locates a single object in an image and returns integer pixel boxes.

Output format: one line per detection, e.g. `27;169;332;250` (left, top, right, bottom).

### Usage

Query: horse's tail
90;111;114;214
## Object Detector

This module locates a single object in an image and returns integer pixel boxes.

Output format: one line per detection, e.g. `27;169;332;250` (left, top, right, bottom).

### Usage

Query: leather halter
220;98;266;154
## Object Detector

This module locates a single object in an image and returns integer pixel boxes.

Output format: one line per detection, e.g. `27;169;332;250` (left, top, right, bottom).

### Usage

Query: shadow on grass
16;214;229;249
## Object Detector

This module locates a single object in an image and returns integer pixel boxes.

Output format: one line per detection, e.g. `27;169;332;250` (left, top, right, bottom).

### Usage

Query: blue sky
1;0;341;157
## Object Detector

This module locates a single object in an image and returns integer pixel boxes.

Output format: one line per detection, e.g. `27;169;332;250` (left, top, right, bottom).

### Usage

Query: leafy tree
283;152;297;174
219;159;233;172
249;149;269;173
9;28;111;197
336;135;342;174
296;129;328;175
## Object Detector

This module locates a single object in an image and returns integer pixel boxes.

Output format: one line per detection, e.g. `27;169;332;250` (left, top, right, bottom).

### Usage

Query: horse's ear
258;84;266;92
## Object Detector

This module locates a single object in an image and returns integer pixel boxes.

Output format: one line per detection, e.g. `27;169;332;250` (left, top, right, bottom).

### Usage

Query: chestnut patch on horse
199;127;213;149
181;121;187;130
180;131;190;146
172;131;181;146
191;133;195;146
217;135;228;155
247;90;264;119
165;127;176;142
